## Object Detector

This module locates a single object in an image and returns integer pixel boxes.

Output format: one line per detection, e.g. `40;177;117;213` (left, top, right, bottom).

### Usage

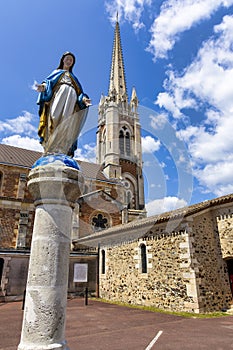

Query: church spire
108;17;128;103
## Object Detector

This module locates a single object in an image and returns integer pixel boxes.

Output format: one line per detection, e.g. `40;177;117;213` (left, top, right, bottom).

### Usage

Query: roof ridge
77;193;233;245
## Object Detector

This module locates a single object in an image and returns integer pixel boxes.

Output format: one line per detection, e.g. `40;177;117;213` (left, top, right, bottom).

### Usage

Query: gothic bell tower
96;18;145;211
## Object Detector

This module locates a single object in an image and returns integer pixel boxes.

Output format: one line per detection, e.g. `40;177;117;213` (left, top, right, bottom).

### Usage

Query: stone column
18;163;84;350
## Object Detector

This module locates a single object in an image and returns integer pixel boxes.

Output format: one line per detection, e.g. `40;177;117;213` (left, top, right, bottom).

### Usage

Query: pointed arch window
119;127;131;156
140;243;147;274
119;130;124;154
125;132;130;156
126;190;132;209
102;130;106;156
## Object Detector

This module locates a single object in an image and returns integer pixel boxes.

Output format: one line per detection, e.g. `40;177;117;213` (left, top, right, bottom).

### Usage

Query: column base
18;340;69;350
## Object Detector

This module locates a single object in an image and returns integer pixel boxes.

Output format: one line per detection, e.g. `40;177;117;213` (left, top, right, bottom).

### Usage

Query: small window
20;173;27;181
92;213;109;231
0;171;3;195
141;244;147;274
19;212;29;224
0;258;4;283
102;130;106;155
17;211;29;248
101;250;106;274
127;191;132;209
17;174;27;199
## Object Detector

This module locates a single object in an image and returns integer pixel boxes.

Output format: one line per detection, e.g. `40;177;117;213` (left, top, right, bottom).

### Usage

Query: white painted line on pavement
145;330;163;350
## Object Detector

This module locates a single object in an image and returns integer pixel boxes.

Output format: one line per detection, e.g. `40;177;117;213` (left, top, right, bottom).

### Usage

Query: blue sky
1;0;233;216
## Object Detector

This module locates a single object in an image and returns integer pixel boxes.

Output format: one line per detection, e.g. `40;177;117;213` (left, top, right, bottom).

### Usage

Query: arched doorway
226;259;233;296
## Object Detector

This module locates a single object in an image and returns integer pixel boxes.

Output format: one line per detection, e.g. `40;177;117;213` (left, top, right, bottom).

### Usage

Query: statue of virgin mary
36;51;91;157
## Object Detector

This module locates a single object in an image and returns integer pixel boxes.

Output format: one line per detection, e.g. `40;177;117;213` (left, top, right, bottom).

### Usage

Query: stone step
226;302;233;314
0;295;5;303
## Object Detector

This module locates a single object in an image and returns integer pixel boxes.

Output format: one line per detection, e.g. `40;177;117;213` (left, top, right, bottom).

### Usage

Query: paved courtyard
0;298;233;350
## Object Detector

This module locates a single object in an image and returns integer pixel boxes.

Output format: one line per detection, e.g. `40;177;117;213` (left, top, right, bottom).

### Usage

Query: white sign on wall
73;263;88;282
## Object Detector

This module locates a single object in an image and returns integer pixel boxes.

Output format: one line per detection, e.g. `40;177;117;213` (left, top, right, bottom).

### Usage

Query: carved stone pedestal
18;162;84;350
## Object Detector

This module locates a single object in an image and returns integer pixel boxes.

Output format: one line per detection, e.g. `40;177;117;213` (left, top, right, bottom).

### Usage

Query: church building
0;19;232;313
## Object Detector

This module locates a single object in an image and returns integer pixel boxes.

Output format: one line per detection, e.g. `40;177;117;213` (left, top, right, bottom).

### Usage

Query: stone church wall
217;213;233;259
0;206;20;248
188;209;232;312
99;207;233;313
0;201;35;249
0;164;35;249
0;165;32;200
99;232;195;312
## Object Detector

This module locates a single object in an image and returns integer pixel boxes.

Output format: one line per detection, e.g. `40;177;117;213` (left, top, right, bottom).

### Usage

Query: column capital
28;164;84;207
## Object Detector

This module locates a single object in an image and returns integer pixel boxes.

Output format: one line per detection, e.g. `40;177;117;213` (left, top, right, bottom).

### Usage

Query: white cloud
0;111;37;136
75;143;96;163
189;119;233;163
142;135;160;153
159;161;166;168
194;159;233;196
105;0;152;30
162;15;233;197
176;125;204;144
156;92;182;118
0;111;42;152
149;113;168;130
166;27;233;114
146;196;187;216
2;135;43;152
147;0;233;60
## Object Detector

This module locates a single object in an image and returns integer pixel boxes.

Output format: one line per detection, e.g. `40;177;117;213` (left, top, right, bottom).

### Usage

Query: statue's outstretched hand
83;97;92;106
36;84;46;92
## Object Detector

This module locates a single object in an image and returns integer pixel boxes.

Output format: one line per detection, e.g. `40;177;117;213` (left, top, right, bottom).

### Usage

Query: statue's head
58;51;76;72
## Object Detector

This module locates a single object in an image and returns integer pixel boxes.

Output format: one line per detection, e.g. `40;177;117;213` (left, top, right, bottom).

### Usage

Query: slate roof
79;189;123;209
77;193;233;247
78;160;111;182
0;144;110;182
0;144;41;168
